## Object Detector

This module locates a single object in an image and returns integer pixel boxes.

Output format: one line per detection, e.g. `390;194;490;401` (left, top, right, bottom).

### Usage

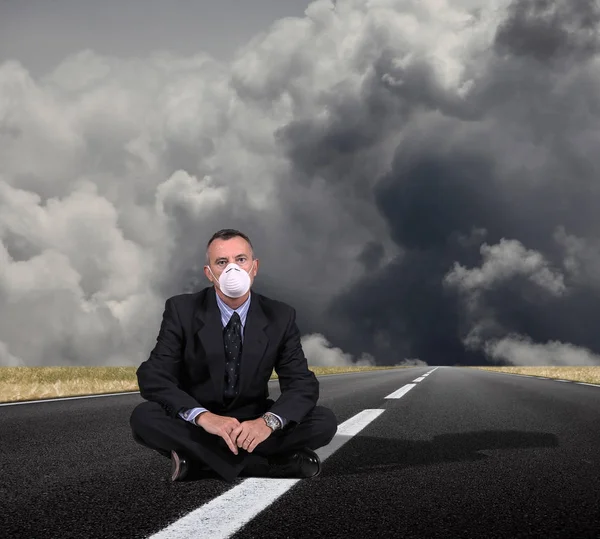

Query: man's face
204;236;258;288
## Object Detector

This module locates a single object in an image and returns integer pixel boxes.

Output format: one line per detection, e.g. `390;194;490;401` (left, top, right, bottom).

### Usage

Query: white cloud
0;176;166;366
483;334;600;366
443;237;595;365
444;238;566;297
301;333;375;366
395;358;428;367
554;226;600;291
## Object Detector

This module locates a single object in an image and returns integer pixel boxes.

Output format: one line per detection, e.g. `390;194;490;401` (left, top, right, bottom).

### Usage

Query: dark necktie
223;311;243;401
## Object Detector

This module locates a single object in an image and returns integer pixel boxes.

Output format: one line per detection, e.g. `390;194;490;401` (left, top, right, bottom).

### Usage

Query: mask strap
207;265;218;284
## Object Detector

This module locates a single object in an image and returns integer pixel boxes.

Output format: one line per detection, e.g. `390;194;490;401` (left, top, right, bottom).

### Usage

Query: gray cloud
494;0;600;62
1;0;600;368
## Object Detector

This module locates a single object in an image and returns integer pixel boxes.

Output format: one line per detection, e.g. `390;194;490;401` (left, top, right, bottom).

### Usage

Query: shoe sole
170;450;186;482
302;451;322;478
308;448;322;478
310;458;322;478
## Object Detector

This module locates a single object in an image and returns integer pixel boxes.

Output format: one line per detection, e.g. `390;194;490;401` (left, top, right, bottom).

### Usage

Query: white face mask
208;261;255;298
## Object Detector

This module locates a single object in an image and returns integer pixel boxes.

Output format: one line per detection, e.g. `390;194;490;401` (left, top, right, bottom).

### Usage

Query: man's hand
195;412;241;455
231;418;272;453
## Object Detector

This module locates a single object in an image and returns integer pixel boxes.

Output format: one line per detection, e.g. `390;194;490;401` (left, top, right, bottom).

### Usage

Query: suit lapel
236;292;269;402
193;287;226;403
193;287;270;407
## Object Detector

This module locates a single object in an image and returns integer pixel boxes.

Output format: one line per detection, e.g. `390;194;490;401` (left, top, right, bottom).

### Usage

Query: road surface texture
1;367;599;538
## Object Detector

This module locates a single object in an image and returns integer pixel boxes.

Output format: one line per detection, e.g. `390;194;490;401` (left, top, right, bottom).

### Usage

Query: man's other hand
231;418;272;453
195;412;241;455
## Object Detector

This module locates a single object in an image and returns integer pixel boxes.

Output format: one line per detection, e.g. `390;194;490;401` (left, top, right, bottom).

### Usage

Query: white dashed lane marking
385;384;417;399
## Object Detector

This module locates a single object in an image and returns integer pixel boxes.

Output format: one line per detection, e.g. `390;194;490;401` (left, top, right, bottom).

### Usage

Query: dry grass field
468;366;600;384
0;365;405;403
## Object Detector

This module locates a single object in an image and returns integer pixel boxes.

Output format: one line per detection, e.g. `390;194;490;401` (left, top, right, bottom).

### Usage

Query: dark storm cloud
357;241;386;271
494;0;600;62
276;1;600;366
327;246;487;366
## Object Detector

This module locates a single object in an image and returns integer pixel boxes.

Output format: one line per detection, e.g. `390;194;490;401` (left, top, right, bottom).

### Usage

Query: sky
0;0;313;77
1;0;600;369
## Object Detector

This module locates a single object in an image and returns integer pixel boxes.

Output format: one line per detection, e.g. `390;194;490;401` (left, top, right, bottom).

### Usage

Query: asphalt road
2;367;600;539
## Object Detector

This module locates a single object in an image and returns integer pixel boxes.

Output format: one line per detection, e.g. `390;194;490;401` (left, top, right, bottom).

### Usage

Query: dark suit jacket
136;286;319;426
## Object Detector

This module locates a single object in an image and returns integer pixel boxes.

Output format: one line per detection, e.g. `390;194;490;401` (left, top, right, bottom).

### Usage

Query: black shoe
248;448;321;479
170;450;190;482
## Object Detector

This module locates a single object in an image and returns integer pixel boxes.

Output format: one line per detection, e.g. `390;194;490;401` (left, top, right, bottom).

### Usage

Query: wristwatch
262;412;282;431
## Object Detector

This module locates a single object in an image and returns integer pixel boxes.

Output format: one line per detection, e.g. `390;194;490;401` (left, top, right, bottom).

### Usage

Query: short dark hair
205;229;254;263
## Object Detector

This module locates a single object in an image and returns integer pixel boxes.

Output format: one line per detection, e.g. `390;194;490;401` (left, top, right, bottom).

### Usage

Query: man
129;228;338;482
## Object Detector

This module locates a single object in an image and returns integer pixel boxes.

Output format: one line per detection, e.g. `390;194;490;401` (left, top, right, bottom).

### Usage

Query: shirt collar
214;289;251;327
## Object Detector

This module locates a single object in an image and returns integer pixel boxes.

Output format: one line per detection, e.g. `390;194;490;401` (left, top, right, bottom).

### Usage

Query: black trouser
129;400;338;482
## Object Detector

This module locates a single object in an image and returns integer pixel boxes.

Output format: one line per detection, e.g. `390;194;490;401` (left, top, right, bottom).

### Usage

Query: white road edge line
385;383;416;399
0;380;283;407
147;408;386;539
481;371;600;387
0;391;142;406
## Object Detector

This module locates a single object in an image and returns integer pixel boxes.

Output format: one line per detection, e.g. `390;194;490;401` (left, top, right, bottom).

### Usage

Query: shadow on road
326;430;559;476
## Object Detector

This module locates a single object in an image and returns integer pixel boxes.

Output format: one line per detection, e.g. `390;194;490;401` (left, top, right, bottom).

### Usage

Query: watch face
265;414;279;429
